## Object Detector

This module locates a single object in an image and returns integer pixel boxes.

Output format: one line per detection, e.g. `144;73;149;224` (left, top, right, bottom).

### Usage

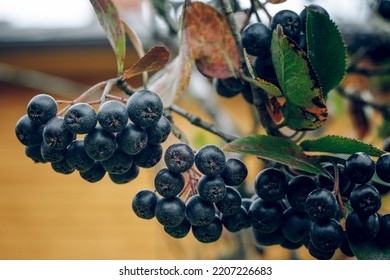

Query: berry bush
14;0;390;259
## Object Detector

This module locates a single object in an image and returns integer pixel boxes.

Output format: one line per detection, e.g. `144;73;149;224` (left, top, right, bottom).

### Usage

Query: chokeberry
310;218;344;252
25;145;46;163
241;22;272;57
15;115;43;147
132;189;158;219
376;213;390;247
281;207;312;243
97;100;128;133
305;188;338;222
155;197;186;227
346;211;380;242
215;186;242;216
215;77;246;98
80;161;106;183
198;175;226;203
271;10;301;42
286;175;318;212
185;195;216;226
127;89;163;128
349;183;381;216
376;152;390;183
27;94;57;125
220;158;248;186
164;143;195;173
133;143;163;168
51;159;75;175
248;198;283;233
345;152;375;184
116;123;148;155
40;141;66;163
378;0;390;19
308;240;335;260
253;56;278;84
221;206;250;232
300;4;329;33
253;227;285;246
101;148;133;174
84;126;117;161
164;218;191;239
192;215;223;243
195;145;226;176
43;117;75;150
108;164;139;184
145;116;171;144
154;168;185;198
254;167;287;201
65;139;94;172
64;103;97;134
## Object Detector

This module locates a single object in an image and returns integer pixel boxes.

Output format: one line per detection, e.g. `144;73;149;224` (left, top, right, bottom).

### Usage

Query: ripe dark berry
25;146;46;163
215;186;242;216
308;240;335;260
127;89;163;128
97;100;128;133
101;148;133;174
286;175;318;212
116;123;148;155
271;10;301;42
378;0;390;19
340;232;355;257
145;116;171;144
43;117;75;150
27;94;57;125
241;22;272;57
154;168;185;198
349;183;381;216
305;188;338;222
310;218;344;252
185;195;216;226
345;152;375;184
253;56;278;84
376;213;390;247
80;161;106;183
220;158;248;186
108;164;139;184
15;115;43;147
253;228;285;246
198;175;226;203
376;153;390;183
64;103;97;134
248;198;283;233
84;126;117;161
164;218;191;239
221;206;250;232
281;207;312;243
215;78;246;98
317;163;351;194
300;4;329;33
164;143;195;173
241;197;253;212
346;211;380;242
65;139;94;172
132;189;158;220
51;159;75;174
155;197;186;227
133;143;163;168
192;215;223;243
195;145;226;176
254;167;287;201
40;141;66;163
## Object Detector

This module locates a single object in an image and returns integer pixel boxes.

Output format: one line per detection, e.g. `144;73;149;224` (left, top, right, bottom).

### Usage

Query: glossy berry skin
133;143;163;168
300;4;329;33
287;175;318;212
155;197;186;227
154;168;185;198
308;241;335;260
43;117;75;150
80;161;106;183
378;0;390;19
127;89;163;128
215;78;246;98
27;94;57;125
164;143;195;173
132;189;158;220
376;153;390;183
346;211;380;242
101;148;133;174
241;22;272;57
253;56;278;84
349;183;381;216
145;116;171;144
97;100;128;133
253;228;285;246
220;158;248;186
116;123;148;156
345;152;375;184
255;167;287;201
376;214;390;247
51;159;75;175
164;218;191;239
215;186;242;216
305;188;337;222
281;207;311;243
25;146;46;163
84;126;117;161
195;145;226;176
221;206;250;232
185;195;216;226
241;198;253;212
15;114;43;147
64;103;97;134
40;141;66;163
248;198;283;233
65;139;94;172
108;164;139;184
310;218;344;252
197;175;226;203
271;10;301;42
192;215;223;243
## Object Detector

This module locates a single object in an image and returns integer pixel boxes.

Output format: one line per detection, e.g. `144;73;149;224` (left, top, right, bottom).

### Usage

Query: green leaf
306;9;347;96
223;134;328;176
300;135;385;157
271;25;327;130
90;0;126;75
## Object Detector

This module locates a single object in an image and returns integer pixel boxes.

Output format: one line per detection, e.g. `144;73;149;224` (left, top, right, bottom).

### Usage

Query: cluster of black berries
214;5;329;104
132;144;250;243
378;0;390;20
15;90;171;184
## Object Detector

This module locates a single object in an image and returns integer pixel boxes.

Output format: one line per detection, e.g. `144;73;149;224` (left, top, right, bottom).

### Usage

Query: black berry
271;10;301;42
132;189;158;219
27;94;57;125
220;158;248;186
84;126;117;161
155;197;186;227
64;103;97;134
98;100;128;133
195;145;226;176
254;167;287;201
164;143;195;173
185;195;216;226
154;168;185;198
241;22;272;57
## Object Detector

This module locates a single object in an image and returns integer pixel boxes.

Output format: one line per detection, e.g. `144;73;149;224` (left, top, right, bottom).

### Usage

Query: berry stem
116;77;135;96
332;161;346;217
257;1;272;23
100;78;117;104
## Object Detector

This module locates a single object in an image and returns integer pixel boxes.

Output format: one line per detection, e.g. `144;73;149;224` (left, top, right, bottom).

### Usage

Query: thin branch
116;77;135;96
170;104;239;143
